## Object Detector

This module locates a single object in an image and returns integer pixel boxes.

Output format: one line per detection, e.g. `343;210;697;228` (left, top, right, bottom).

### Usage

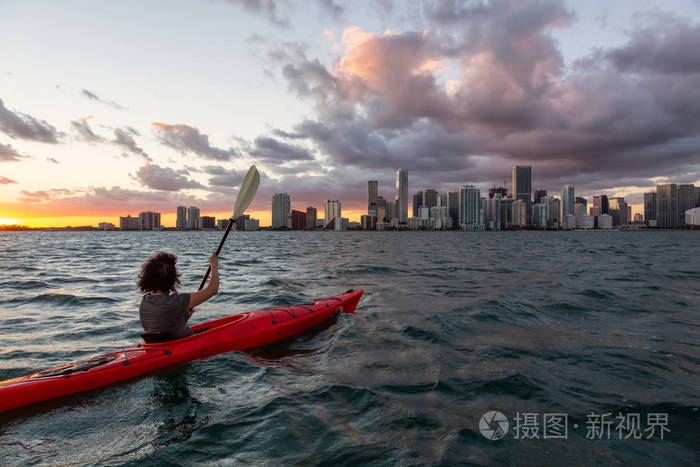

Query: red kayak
0;289;363;413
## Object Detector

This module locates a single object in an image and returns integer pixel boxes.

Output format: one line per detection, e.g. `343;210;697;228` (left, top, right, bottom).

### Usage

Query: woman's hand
209;253;218;269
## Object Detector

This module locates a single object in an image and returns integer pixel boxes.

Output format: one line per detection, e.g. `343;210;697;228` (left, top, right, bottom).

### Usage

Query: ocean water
0;231;698;465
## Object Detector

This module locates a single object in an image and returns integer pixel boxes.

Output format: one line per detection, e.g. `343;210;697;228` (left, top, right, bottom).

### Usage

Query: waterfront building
512;199;527;227
198;216;215;230
626;205;632;224
512;166;532;223
458;185;481;230
176;206;187;230
499;198;514;229
419;207;430;220
561;185;575;220
423;189;438;209
438;193;447;207
532;203;547;228
376;221;391;230
375;197;386;222
385;200;395;222
563;214;576;230
412;191;423;217
119;215;140;230
593;195;609;214
139;211;161;230
361;214;377;230
575;197;587;210
487;196;501;230
306;207;317;229
430;206;447;219
291;210;306;230
244;218;259;231
216;219;228;230
590;206;601;217
579;214;594;229
271;193;291;228
608;197;627;226
447;189;459;222
368;180;378;206
316;218;325;228
686;207;700;226
644;192;657;225
548;197;561;228
598;214;613;229
187;206;200;230
436;217;453;229
234;215;249;230
324;200;342;226
395;168;408;223
407;217;420;230
679;184;696;225
633;213;644;223
696;187;700;207
480;197;487;226
533;188;547;205
656;184;679;228
98;222;115;231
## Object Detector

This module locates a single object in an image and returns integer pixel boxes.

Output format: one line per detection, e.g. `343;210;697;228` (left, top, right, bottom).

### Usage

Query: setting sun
0;218;20;225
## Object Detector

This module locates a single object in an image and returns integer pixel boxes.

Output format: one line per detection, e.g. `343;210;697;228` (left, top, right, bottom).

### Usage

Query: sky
1;0;700;227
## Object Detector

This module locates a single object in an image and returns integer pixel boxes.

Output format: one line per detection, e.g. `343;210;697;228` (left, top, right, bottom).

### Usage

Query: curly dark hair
137;252;181;293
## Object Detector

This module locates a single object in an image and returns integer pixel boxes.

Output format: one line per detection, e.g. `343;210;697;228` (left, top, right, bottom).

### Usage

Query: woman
137;251;219;342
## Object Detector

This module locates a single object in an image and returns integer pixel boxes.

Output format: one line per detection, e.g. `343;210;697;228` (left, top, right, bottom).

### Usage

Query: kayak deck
0;289;363;413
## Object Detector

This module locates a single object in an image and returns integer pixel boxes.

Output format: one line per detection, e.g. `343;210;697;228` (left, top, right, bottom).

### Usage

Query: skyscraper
176;206;187;230
512;166;532;223
139;211;161;230
656;184;679;228
608;197;628;226
548;198;561;228
272;193;290;228
533;188;547;205
368;180;378;206
187;206;200;230
324;200;341;224
593;195;609;214
306;207;317;229
395;168;408;222
438;193;447;207
458;185;481;229
644;192;657;225
412;191;423;217
561;185;575;220
575;197;587;210
696;187;700;207
423;189;438;209
678;184;696;225
291;210;306;230
447;189;459;221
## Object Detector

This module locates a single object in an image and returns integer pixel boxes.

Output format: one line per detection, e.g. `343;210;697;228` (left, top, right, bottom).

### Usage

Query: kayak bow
0;289;363;413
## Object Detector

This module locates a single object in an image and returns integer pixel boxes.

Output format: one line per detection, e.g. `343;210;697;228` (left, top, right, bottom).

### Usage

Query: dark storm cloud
0;98;60;143
70;117;105;143
0;142;26;162
134;163;204;191
247;136;314;162
151;122;239;161
605;14;700;74
113;128;151;160
81;89;128;110
0;176;17;184
262;1;700;201
222;0;291;28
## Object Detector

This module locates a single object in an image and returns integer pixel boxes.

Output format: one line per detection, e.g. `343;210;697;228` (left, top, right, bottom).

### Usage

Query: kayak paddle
197;165;260;291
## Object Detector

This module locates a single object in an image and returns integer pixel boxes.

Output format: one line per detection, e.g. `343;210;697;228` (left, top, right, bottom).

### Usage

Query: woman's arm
188;253;219;310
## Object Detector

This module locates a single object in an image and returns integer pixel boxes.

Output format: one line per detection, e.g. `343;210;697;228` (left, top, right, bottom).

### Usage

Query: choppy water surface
0;231;698;465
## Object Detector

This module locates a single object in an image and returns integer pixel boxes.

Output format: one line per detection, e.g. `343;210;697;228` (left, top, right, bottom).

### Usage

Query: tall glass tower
395;168;408;223
561;185;575;219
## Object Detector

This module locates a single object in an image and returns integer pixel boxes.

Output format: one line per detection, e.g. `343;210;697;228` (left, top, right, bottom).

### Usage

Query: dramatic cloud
81;89;128;110
264;1;700;197
70;116;105;143
151;122;239;161
134;163;204;191
318;0;343;20
202;165;246;187
0;176;17;184
0;142;27;162
247;136;314;162
222;0;291;28
0;98;60;143
113;128;150;160
19;188;74;203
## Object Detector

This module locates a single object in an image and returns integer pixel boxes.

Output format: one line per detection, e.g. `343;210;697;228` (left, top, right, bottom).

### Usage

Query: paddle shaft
198;217;234;291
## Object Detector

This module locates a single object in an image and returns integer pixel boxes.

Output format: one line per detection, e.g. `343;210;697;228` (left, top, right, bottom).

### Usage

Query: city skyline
2;1;700;227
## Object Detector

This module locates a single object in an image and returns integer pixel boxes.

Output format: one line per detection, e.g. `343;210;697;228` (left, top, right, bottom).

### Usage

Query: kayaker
138;251;219;341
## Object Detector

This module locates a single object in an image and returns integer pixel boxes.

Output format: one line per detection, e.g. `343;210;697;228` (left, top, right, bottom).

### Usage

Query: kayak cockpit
139;312;249;347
